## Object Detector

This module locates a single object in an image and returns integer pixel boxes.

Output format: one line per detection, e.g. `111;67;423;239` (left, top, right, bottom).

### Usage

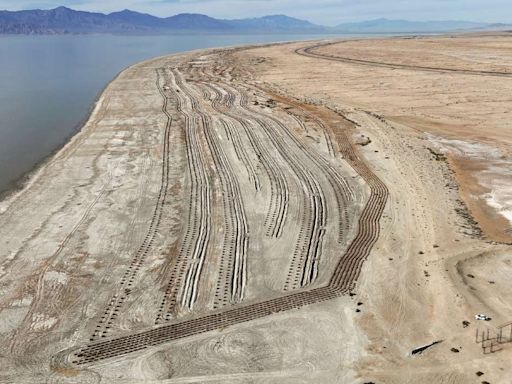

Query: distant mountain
475;22;512;31
165;13;232;30
108;9;165;28
0;6;119;34
0;7;324;34
334;18;489;33
0;7;500;35
225;15;323;32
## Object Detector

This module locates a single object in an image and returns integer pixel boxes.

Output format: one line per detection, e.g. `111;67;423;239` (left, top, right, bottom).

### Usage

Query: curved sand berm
1;35;512;384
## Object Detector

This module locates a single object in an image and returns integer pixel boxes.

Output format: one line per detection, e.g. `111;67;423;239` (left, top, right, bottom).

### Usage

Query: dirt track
296;41;512;78
2;35;512;383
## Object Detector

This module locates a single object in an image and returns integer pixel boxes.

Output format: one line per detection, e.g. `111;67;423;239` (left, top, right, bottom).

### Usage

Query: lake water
0;33;347;196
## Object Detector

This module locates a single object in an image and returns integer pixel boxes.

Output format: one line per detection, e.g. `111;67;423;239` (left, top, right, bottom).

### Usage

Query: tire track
91;69;172;340
227;83;355;289
295;42;512;78
204;76;353;288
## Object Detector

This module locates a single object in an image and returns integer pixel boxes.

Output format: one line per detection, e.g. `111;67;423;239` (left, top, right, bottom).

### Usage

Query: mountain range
0;7;505;35
335;18;491;33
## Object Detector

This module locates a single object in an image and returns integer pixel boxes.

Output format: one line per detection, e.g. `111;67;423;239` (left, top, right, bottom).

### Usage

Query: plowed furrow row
283;106;353;242
192;83;249;307
217;83;327;290
233;88;335;286
56;48;389;367
329;121;388;292
62;286;340;367
202;82;289;239
157;69;212;320
206;84;260;191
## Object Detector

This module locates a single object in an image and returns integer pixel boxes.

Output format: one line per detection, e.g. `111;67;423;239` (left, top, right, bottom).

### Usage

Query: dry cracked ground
1;33;512;384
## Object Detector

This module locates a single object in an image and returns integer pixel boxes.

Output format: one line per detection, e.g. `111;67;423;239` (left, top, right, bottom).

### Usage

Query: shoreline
0;37;337;209
0;31;483;209
0;82;105;203
0;44;243;207
0;52;155;211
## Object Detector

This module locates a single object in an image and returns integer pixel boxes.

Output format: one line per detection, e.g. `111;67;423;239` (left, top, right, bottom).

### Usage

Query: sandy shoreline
0;47;196;211
0;57;131;208
0;39;310;208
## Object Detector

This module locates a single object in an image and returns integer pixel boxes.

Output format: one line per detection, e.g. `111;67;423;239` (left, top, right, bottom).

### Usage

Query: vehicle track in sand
157;68;212;319
203;80;329;289
200;63;354;253
174;69;249;310
53;50;389;367
91;69;173;341
201;82;290;240
231;85;328;289
197;85;250;309
295;42;512;78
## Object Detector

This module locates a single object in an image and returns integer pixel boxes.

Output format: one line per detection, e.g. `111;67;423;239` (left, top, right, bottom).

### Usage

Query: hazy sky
0;0;510;25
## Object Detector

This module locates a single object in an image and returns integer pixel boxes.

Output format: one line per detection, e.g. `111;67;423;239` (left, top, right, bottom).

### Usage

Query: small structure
476;321;512;354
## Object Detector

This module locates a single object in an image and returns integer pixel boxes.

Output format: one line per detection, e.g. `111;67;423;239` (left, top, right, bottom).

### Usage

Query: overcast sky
0;0;510;25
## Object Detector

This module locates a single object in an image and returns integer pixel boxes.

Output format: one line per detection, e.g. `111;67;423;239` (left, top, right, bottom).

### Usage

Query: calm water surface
0;34;344;195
